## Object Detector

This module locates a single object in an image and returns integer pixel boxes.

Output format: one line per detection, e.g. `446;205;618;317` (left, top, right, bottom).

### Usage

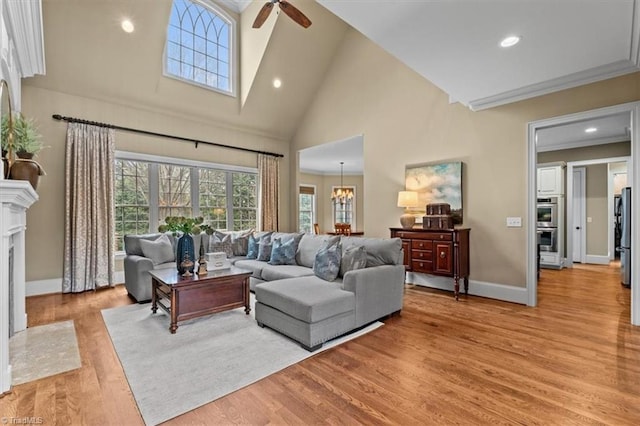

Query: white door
573;167;586;262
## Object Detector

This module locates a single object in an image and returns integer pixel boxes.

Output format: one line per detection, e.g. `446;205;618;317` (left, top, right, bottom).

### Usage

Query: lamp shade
397;191;418;208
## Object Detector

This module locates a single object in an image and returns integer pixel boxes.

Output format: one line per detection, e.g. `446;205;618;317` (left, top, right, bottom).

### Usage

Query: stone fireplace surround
0;180;38;395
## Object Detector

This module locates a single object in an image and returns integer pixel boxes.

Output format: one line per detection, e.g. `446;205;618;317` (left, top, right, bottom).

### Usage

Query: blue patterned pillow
340;245;367;277
269;237;298;265
257;235;273;261
313;238;341;282
246;233;260;259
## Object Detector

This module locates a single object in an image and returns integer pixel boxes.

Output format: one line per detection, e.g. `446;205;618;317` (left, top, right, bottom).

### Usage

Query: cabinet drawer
540;253;559;263
412;260;433;273
411;249;431;260
415;233;452;241
411;240;432;250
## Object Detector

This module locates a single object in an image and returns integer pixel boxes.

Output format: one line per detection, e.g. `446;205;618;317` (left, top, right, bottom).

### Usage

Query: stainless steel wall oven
537;197;558;228
537;227;558;253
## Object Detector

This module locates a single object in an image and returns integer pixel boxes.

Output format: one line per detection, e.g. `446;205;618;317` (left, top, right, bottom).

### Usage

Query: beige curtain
258;154;279;231
63;123;115;293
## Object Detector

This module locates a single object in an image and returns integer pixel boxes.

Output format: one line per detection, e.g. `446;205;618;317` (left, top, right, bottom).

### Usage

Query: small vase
176;233;195;275
10;157;40;190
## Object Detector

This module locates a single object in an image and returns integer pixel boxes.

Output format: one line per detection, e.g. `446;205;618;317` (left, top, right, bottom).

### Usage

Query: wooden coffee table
149;266;252;334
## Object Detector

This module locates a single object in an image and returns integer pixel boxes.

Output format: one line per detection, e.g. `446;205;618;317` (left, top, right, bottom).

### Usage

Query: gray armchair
123;232;203;302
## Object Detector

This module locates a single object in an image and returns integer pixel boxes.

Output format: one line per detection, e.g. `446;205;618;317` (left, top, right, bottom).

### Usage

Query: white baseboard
26;278;61;296
585;255;610;265
26;271;125;297
406;272;528;305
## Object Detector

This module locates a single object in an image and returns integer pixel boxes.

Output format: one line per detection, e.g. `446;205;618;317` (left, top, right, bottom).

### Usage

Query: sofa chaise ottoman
248;234;405;351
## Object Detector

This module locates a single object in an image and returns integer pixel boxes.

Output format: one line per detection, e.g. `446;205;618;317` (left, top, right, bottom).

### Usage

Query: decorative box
422;215;454;230
423;203;453;229
205;252;231;271
426;203;451;215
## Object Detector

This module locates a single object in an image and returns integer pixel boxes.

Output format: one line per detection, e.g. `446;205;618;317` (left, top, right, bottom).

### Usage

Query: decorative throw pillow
208;233;234;258
139;234;175;265
268;237;298;265
257;235;273;261
222;229;253;256
313;238;341;282
340;245;368;277
246;233;260;259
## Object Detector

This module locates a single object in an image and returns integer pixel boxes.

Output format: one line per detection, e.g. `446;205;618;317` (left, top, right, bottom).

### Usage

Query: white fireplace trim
0;181;38;395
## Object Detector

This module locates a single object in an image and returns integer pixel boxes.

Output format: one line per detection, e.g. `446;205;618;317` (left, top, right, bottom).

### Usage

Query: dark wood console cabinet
390;227;470;300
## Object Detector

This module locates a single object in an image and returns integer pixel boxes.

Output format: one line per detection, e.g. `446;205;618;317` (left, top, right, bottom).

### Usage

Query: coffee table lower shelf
149;267;252;334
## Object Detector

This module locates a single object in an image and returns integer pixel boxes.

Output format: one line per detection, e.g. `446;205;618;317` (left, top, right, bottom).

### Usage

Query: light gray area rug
102;297;382;426
9;320;81;385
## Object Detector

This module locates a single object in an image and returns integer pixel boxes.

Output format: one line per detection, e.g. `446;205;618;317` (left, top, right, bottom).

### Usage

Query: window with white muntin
164;0;235;95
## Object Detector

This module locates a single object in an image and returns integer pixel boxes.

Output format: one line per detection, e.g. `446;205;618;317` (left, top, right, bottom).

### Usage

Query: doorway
572;167;586;263
527;101;640;326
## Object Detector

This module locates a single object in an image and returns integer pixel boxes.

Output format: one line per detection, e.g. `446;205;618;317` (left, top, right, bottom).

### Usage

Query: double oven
537;197;558;252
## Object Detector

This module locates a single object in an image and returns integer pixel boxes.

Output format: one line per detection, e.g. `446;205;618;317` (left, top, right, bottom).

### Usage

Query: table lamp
397;191;419;229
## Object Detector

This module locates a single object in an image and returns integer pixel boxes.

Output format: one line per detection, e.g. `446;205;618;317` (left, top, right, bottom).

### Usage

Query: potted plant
3;113;46;189
11;114;44;158
158;216;213;275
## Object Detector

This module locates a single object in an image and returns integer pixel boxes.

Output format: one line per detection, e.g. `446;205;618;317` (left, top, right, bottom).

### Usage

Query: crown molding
468;60;640;111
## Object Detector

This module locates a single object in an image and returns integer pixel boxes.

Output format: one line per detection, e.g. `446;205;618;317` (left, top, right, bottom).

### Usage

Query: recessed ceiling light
121;19;135;33
500;36;520;48
585;127;598;133
273;78;282;89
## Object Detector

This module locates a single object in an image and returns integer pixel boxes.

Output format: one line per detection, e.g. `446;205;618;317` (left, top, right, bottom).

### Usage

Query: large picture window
114;152;257;251
165;0;235;95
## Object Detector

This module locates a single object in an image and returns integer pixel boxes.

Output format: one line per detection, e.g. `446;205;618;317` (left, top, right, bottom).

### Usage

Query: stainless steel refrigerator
620;187;631;287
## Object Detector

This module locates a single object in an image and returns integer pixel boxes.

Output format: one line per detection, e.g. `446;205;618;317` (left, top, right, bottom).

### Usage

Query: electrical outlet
506;217;522;227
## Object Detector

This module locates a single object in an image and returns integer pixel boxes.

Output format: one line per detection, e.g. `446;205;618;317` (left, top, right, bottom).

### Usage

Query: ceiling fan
252;0;312;29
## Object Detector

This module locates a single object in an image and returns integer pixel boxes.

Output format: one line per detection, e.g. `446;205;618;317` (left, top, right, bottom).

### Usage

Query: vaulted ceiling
27;0;347;141
29;0;639;145
232;0;640;111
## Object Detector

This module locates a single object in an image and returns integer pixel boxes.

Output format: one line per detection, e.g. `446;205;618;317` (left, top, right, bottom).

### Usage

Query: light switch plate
507;217;522;227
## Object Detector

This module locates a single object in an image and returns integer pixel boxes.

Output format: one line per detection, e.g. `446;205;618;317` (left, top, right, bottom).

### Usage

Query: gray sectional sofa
235;232;406;351
123;231;405;351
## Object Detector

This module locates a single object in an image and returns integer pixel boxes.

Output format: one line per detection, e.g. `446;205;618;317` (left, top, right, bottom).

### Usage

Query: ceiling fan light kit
252;0;312;29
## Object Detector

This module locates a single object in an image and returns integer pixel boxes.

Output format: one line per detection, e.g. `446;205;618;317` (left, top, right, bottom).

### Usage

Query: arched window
164;0;235;95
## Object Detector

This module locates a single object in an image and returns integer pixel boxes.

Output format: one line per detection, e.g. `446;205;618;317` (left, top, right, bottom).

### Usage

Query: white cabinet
537;163;565;195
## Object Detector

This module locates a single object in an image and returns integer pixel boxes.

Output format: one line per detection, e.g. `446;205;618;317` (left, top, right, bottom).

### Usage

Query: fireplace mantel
1;180;38;395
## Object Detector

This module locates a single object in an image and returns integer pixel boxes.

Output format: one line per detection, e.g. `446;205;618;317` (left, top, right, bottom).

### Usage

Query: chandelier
331;161;354;204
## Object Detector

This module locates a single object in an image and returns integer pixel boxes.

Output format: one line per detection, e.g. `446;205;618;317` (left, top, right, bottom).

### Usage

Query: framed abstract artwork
405;161;463;224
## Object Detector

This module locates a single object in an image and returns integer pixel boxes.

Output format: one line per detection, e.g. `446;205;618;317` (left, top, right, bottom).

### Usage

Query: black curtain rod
51;114;284;158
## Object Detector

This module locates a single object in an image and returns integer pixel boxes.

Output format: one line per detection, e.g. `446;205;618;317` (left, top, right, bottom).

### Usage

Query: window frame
162;0;238;97
114;150;257;255
298;185;316;233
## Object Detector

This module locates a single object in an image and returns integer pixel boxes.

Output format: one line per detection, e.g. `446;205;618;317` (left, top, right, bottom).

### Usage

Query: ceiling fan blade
253;2;274;28
278;0;312;28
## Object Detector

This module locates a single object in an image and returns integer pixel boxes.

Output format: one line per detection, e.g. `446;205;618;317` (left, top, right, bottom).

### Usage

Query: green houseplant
2;113;46;189
158;216;213;235
3;113;44;158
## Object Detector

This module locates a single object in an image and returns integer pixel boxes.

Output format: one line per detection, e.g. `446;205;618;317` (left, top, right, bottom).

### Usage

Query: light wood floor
1;263;639;425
